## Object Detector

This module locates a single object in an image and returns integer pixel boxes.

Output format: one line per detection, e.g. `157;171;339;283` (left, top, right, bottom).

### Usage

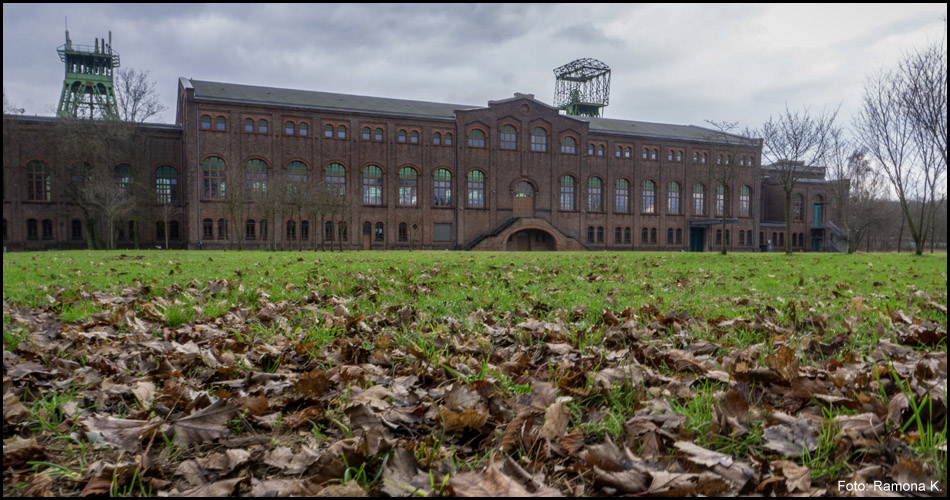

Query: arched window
434;169;452;207
676;228;683;244
201;115;211;129
245;219;256;240
375;222;384;242
499;124;517;150
559;175;576;211
203;218;213;239
375;127;384;141
530;127;546;152
325;163;345;198
624;147;631;158
624;227;632;243
398;129;407;143
259;220;268;240
433;131;442;145
739;186;751;217
587;226;595;243
467;170;485;208
324;124;334;138
560;136;576;154
398;222;408;241
215;116;226;131
597;226;604;243
615;227;622;244
668;182;681;215
244;118;254;132
27;160;51;201
793;193;804;221
326;221;335;242
410;130;419;144
641;227;648;243
287;161;308;184
616;179;630;213
650;227;657;244
339;222;348;241
217;218;227;240
71;220;82;240
651;149;658;160
337;125;347;139
156;166;178;204
597;144;605;156
202;156;226;199
444;133;453;145
299;122;308;136
362;165;382;205
362;127;372;140
588;177;603;212
702;153;708;164
26;219;38;240
615;146;622;158
693;183;705;215
642;180;656;214
285;121;295;135
716;184;728;217
667;228;674;244
398;167;418;206
300;221;309;241
258;119;268;133
642;148;649;160
668;150;674;161
512;180;534;198
246;159;267;198
467;128;486;148
588;143;595;155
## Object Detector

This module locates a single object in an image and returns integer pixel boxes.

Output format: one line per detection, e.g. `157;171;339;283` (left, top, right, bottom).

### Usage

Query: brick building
2;78;841;252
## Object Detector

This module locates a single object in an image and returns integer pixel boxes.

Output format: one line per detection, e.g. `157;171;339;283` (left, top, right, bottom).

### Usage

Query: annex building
3;75;844;252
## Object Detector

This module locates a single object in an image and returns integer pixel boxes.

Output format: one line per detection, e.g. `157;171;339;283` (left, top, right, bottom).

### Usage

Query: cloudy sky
3;4;946;131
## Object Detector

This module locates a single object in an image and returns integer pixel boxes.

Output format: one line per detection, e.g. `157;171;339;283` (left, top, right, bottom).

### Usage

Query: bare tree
116;68;168;123
826;136;885;253
854;38;947;256
702;121;756;254
758;104;840;254
223;159;251;250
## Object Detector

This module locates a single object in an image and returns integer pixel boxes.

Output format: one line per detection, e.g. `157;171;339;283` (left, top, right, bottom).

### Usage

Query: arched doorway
511;180;536;216
505;228;556;251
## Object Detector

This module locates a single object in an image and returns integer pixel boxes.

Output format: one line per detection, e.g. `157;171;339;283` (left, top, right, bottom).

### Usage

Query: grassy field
3;250;947;496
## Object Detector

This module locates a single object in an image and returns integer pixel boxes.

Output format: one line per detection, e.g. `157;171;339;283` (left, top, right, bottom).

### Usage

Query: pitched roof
186;79;760;145
189;79;478;120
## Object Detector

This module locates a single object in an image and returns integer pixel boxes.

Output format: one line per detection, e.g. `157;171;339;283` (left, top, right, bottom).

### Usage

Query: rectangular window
433;223;452;242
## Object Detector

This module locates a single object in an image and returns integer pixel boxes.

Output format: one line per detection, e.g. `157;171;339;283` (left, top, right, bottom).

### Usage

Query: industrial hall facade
3;78;842;252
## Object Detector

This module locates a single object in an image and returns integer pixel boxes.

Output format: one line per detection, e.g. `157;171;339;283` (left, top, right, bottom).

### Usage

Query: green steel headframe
56;30;120;120
553;58;610;117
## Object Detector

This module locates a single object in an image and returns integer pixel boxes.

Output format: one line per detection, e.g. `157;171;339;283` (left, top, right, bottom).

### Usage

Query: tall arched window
467;128;486;148
202;156;226;199
499;124;517;150
434;169;452;207
588;177;603;212
246;159;267;198
693;183;705;215
398;167;418;206
813;194;824;224
667;182;681;215
739;186;751;217
114;164;132;193
793;193;804;221
642;180;656;214
362;165;382;205
559;175;576;211
530;127;546;152
560;136;576;154
287;161;308;183
27;160;51;201
325;163;345;198
156;165;178;204
715;184;728;217
467;170;485;208
616;178;630;213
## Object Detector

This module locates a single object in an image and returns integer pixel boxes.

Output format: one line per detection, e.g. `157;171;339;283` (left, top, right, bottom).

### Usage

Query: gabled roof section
574;115;760;146
188;79;479;120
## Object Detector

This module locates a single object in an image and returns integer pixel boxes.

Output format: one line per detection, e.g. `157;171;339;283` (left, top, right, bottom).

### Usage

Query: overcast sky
3;3;946;132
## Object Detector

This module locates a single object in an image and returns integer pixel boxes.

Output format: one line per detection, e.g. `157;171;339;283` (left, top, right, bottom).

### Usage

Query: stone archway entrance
505;228;556;251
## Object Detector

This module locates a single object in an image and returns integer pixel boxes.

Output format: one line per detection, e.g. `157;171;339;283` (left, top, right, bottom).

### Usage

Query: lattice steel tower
56;30;120;119
553;58;610;117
